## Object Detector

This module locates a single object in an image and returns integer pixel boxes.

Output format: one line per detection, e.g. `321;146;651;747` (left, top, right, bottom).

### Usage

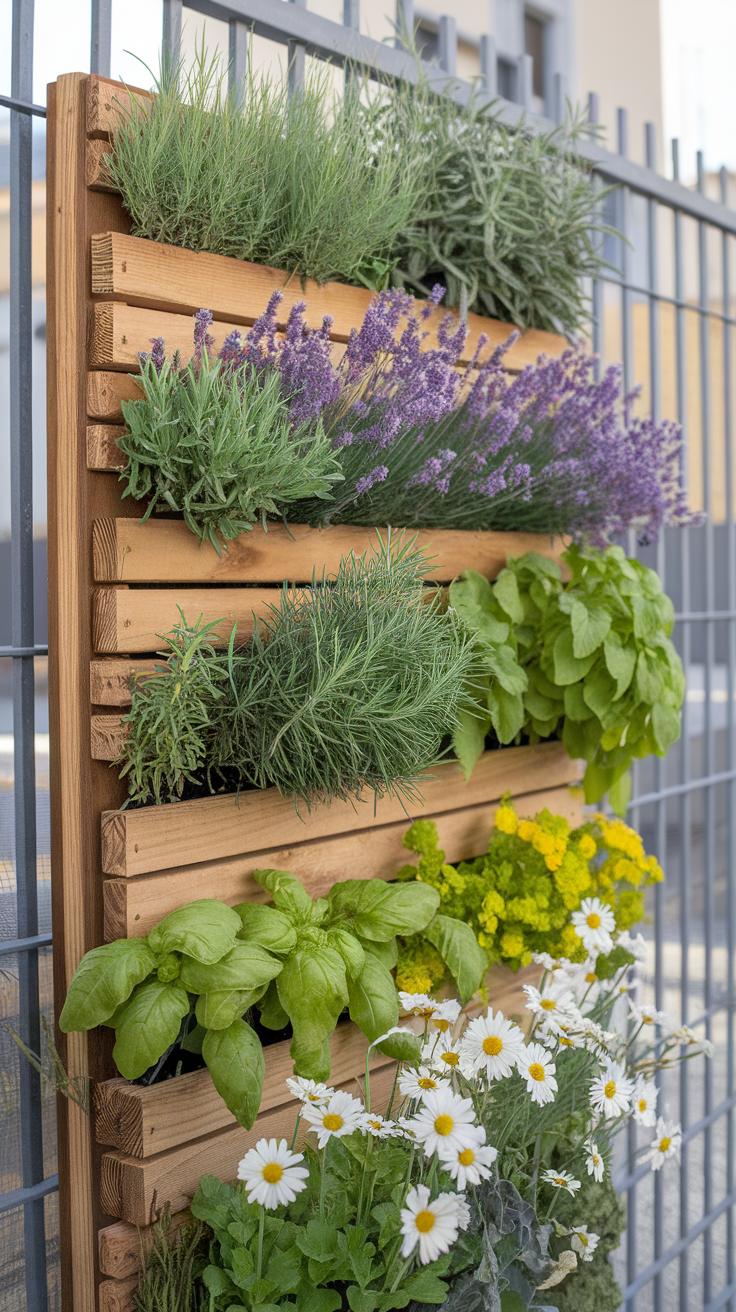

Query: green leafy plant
59;872;486;1121
133;1208;210;1312
451;545;684;811
119;345;342;553
107;50;421;288
121;536;475;810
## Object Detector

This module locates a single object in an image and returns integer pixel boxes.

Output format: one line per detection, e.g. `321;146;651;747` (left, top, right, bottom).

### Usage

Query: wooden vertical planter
47;72;579;1311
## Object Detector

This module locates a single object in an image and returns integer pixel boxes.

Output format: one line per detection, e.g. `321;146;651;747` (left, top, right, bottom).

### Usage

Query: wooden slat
88;302;245;372
102;783;582;940
88;371;142;421
90;659;159;706
101;742;580;878
100;1063;396;1226
92;585;280;654
87;424;125;471
86;138;114;192
92;518;566;585
98;1275;138;1312
98;1213;190;1279
91;231;567;369
87;73;152;136
93;1021;392;1158
92;714;128;761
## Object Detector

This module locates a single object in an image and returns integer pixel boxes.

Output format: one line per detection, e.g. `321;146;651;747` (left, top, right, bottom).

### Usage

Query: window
497;57;518;102
415;22;439;63
524;12;545;100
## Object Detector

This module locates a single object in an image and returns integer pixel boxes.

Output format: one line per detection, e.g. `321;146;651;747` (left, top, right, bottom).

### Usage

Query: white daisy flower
459;1009;526;1081
628;999;672;1031
531;951;564;971
397;1116;418;1140
398;992;438;1020
617;930;648;961
237;1138;309;1209
646;1117;682;1171
398;1066;449;1100
585;1141;605;1182
590;1059;634;1119
571;1226;600;1262
523;982;577;1031
442;1140;498;1189
631;1077;659;1127
407;1087;481;1158
571;897;615;955
422;1032;463;1073
517;1042;558;1106
360;1113;399;1139
285;1076;334;1106
541;1167;581;1196
671;1026;716;1057
582;1019;617;1056
428;999;462;1033
560;960;602;1007
302;1089;364;1148
400;1186;466;1264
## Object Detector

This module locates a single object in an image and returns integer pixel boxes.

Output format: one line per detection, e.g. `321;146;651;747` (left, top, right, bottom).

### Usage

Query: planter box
47;71;577;1312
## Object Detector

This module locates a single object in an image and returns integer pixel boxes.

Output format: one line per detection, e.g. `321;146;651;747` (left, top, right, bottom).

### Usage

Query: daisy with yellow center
571;1226;600;1261
398;1066;449;1100
399;1185;470;1264
442;1139;498;1189
631;1076;658;1127
302;1089;364;1148
407;1087;480;1158
359;1113;399;1140
237;1138;309;1209
285;1076;334;1106
571;896;615;954
646;1117;682;1171
422;1031;462;1073
585;1141;605;1182
517;1042;558;1106
590;1059;634;1118
459;1009;526;1082
541;1167;581;1196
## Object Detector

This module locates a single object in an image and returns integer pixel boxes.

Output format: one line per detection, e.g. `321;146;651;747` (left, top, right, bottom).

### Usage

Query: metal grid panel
1;1;735;1306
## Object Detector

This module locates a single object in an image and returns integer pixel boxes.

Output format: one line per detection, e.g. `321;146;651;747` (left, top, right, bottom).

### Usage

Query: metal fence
2;0;736;1307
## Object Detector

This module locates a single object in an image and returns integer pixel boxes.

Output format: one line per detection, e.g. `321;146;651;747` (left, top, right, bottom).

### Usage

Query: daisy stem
256;1206;265;1283
386;1063;401;1120
319;1137;330;1218
389;1255;413;1294
290;1109;302;1153
356;1137;372;1227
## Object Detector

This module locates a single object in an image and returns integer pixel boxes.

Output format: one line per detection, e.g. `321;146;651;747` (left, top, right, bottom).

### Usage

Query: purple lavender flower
355;465;389;496
148;336;166;374
192;308;215;375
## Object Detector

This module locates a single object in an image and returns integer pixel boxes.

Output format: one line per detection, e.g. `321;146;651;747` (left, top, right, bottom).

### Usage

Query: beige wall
575;0;664;164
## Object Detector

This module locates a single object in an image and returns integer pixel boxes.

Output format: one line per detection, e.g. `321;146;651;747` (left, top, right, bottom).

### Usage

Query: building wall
575;0;664;163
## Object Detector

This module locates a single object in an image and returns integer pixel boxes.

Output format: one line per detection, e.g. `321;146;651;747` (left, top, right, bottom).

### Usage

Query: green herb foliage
369;82;612;334
107;50;421;288
59;874;484;1118
122;536;474;810
543;1174;626;1312
451;545;684;811
119;354;341;552
133;1209;209;1312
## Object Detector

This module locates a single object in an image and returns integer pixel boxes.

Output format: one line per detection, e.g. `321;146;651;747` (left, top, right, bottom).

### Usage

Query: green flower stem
319;1137;330;1218
256;1205;265;1282
290;1108;302;1153
389;1254;413;1294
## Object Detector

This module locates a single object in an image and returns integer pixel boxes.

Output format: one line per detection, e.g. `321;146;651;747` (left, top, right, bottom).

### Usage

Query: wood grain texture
98;1275;138;1312
86;138;114;192
91;518;566;585
100;1064;396;1226
91;585;281;653
102;783;583;940
101;743;581;878
87;73;151;136
90;659;159;706
90;230;567;369
93;1021;391;1158
87;424;126;471
92;715;129;760
88;301;244;371
87;370;142;421
98;1213;190;1279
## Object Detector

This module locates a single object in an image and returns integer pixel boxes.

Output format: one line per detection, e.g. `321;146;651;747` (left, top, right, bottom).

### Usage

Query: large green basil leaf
277;947;348;1052
326;928;365;982
327;879;439;942
59;938;157;1032
112;979;190;1079
180;943;283;994
202;1019;265;1129
290;1034;332;1082
195;983;267;1031
258;980;290;1031
360;938;398;970
452;700;490;781
570;600;611;659
147;900;241;964
552;629;597;685
423;914;487;1004
347;954;399;1042
254;869;313;921
233;902;297;955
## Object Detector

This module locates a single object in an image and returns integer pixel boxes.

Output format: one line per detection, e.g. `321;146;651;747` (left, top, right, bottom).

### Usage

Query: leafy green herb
133;1207;209;1312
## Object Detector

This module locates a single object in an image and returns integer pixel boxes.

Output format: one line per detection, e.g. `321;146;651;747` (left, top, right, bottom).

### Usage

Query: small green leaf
375;1029;422;1065
487;684;526;744
552;629;597;685
258;980;290;1030
234;902;297;955
608;770;633;816
582;666;618;722
651;702;681;753
327;879;440;942
487;643;527;696
563;681;594;721
603;634;637;698
202;1018;265;1128
452;701;490;780
448;570;511;643
179;942;283;994
196;985;266;1030
254;869;313;920
570;600;611;658
423;914;487;1003
326;927;366;982
147;900;241;964
635;649;666;704
492;568;525;624
59;938;157;1032
112;979;190;1080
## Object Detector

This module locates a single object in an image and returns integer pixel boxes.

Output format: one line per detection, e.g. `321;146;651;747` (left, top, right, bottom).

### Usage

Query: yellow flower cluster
395;795;665;978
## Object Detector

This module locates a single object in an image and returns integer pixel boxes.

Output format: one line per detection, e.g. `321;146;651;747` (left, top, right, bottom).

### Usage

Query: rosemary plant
107;50;421;288
133;1209;209;1312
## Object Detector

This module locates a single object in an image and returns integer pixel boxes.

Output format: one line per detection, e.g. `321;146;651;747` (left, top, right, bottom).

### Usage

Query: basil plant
59;871;486;1128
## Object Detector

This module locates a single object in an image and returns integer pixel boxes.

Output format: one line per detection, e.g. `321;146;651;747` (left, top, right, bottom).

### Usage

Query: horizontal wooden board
90;659;159;706
102;783;582;940
88;370;142;421
88;73;151;137
88;301;246;372
92;518;565;585
98;1274;138;1312
101;742;581;878
100;1062;396;1226
94;1020;393;1158
87;424;125;471
86;137;114;191
92;714;128;760
92;585;280;653
98;1212;191;1280
91;231;567;370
